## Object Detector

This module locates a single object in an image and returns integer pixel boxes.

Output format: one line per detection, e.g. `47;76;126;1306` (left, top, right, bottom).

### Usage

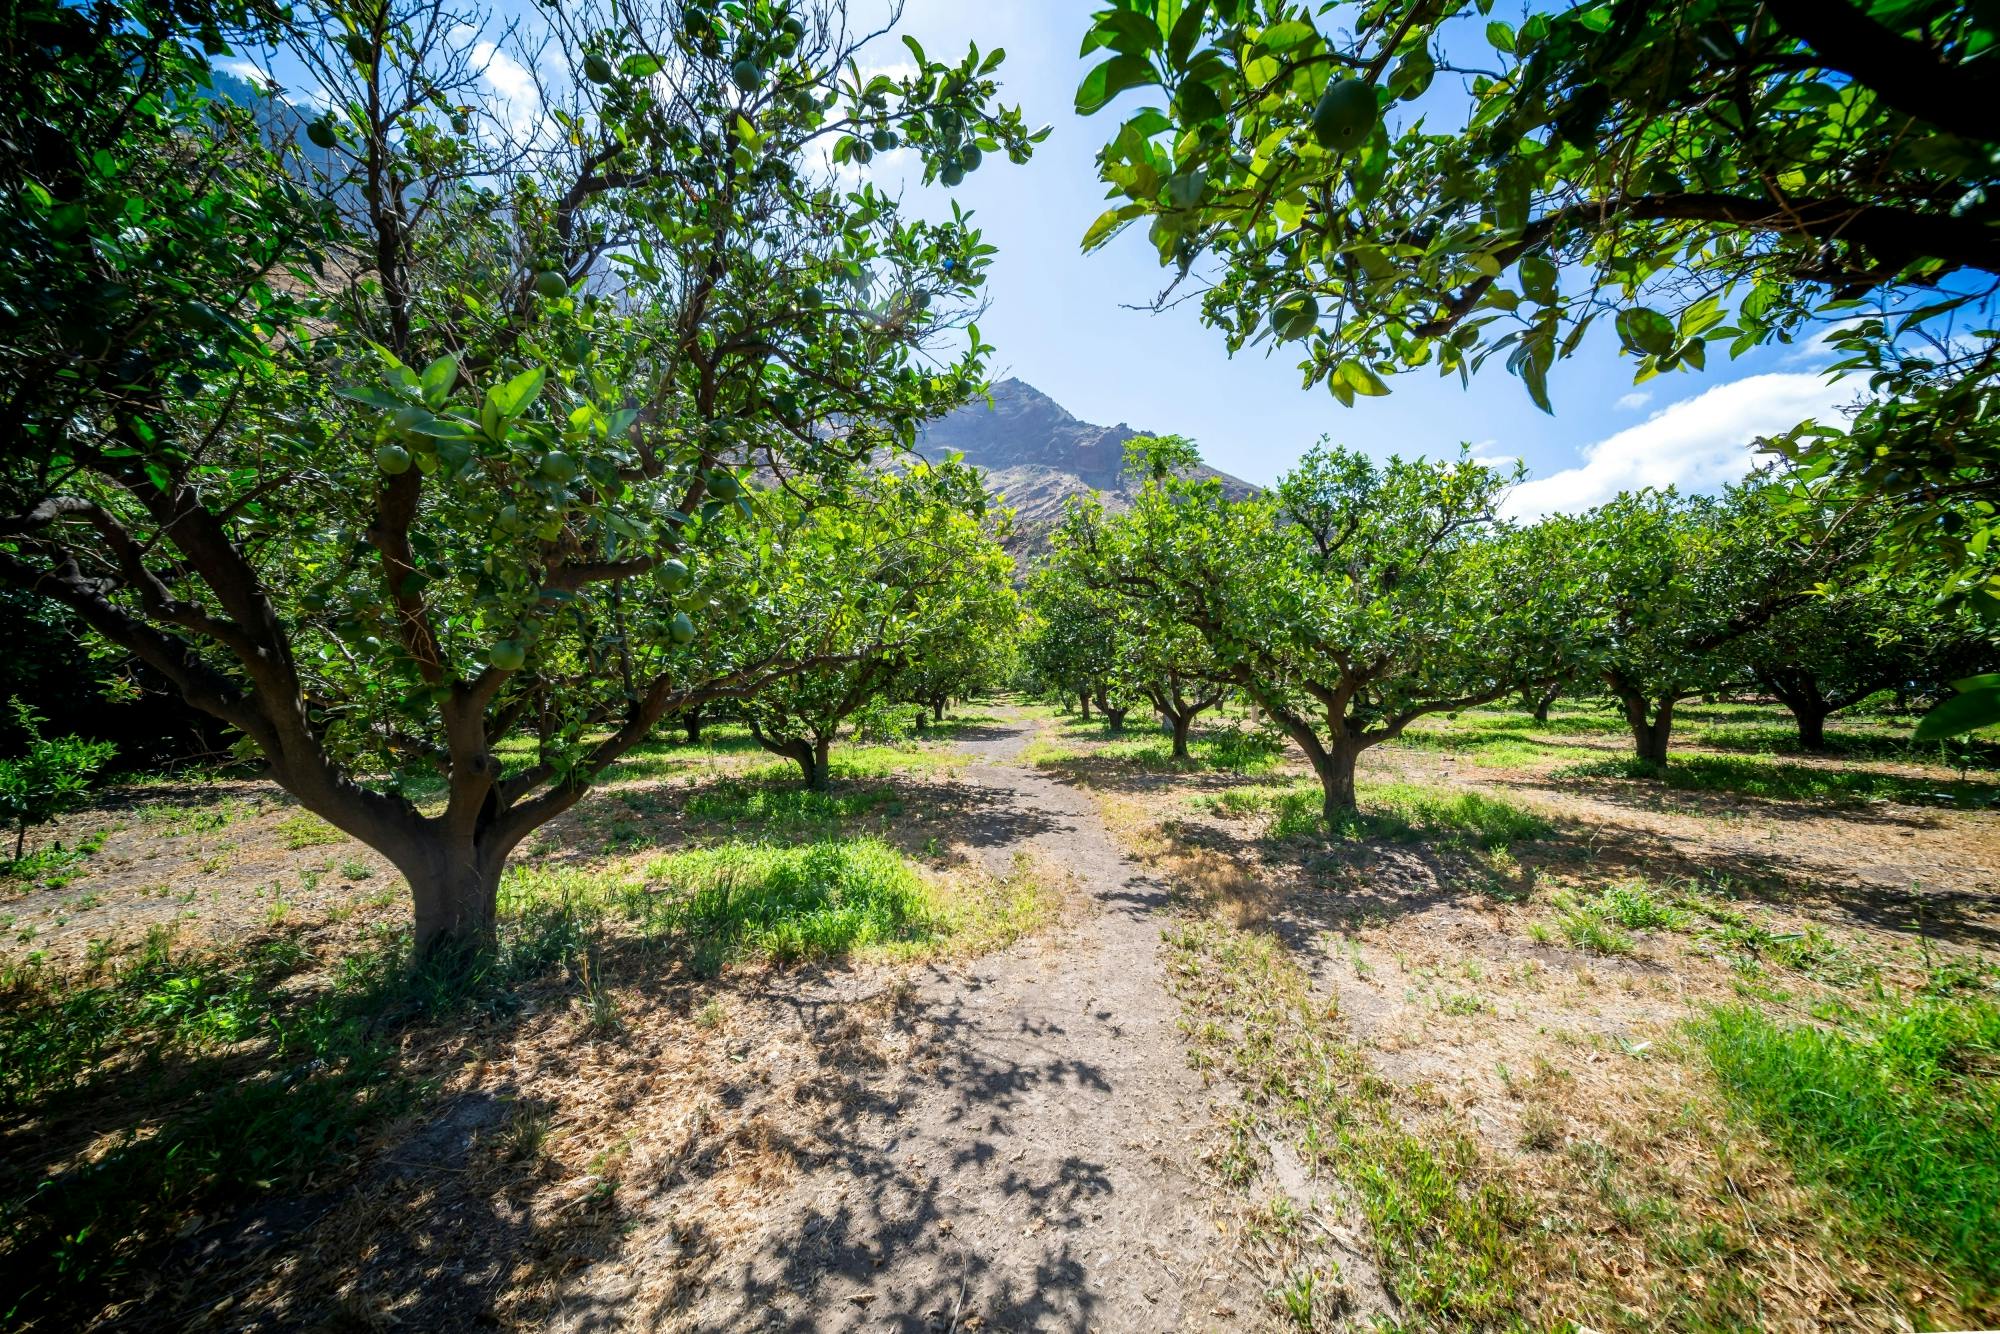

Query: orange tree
734;460;1017;787
1087;441;1578;819
1077;0;1999;729
0;0;1043;955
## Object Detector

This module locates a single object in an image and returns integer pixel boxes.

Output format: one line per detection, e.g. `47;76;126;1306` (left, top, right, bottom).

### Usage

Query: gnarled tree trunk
1316;741;1361;822
1616;690;1676;764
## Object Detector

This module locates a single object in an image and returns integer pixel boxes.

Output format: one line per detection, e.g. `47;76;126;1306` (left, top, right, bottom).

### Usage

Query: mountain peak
915;380;1254;554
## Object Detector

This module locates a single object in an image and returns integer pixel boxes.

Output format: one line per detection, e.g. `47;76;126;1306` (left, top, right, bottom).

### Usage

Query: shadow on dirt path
565;704;1259;1331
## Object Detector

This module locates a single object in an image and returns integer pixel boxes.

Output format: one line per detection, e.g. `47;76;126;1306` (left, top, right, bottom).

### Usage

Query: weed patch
1556;754;1998;808
638;838;949;969
1701;997;2000;1305
1204;781;1551;850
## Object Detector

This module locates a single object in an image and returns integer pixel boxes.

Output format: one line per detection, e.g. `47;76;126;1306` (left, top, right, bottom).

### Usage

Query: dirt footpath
571;706;1260;1331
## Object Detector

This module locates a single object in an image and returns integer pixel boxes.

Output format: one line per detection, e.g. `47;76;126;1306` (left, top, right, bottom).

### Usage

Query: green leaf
1615;307;1676;357
1486;21;1515;53
1338;360;1390;396
419;354;457;409
1914;685;2000;740
336;384;406;409
1084;10;1163;57
1084;202;1147;250
487;367;544;419
1076;55;1158;115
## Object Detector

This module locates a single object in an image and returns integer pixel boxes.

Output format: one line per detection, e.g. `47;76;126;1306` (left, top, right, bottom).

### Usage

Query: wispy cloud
1502;372;1859;519
472;41;539;132
1614;390;1652;411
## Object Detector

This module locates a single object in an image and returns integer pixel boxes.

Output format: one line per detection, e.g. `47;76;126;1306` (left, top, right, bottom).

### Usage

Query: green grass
1205;780;1552;849
637;838;950;970
275;812;344;850
1555;753;2000;807
134;797;246;836
2;833;102;886
1545;882;1689;955
1389;725;1600;769
1700;996;2000;1304
682;777;904;832
1166;917;1524;1322
1028;721;1289;775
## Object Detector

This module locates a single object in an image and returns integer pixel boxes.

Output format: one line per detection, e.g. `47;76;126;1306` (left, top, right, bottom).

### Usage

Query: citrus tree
1039;479;1233;762
1731;561;1991;750
1550;482;1835;763
0;0;1042;954
1105;442;1576;818
1077;0;1998;727
736;462;1016;787
1078;0;1994;406
1022;562;1137;727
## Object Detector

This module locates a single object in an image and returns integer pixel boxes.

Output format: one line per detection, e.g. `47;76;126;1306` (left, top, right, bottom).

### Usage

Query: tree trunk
809;737;831;790
1794;703;1829;751
1315;741;1361;823
681;711;703;744
932;697;946;723
1170;711;1192;761
1078;692;1091;722
403;840;506;959
12;823;24;861
1532;683;1558;725
1619;693;1675;765
1103;705;1128;732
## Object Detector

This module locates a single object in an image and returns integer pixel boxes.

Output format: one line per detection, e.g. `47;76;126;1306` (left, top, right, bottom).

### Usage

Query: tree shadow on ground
129;930;1141;1333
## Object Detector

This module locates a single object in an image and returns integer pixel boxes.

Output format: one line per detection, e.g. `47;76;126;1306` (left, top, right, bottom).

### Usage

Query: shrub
0;697;115;862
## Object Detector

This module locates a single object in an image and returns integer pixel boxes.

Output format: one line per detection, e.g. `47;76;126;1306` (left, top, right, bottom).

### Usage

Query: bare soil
8;702;1998;1331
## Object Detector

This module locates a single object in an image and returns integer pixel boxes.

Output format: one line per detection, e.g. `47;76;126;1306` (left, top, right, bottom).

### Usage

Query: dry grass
1054;700;2000;1330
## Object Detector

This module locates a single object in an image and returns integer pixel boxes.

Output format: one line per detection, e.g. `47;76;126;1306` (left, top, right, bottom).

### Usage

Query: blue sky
852;0;1860;506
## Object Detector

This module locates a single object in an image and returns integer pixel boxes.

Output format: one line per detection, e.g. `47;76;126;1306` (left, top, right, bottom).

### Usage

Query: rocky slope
913;379;1256;556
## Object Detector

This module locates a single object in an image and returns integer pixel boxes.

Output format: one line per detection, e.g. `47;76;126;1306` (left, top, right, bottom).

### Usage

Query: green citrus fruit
1311;79;1377;152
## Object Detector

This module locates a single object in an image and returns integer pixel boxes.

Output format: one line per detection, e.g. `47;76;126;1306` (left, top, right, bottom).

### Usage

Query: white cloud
216;56;274;84
472;41;539;130
1502;372;1860;519
1614;390;1652;411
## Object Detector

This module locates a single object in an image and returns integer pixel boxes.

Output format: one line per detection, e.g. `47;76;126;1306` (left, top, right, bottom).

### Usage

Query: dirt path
594;706;1257;1331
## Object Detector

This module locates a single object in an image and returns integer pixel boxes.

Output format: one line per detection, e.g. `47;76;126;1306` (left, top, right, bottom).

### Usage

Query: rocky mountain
913;379;1256;556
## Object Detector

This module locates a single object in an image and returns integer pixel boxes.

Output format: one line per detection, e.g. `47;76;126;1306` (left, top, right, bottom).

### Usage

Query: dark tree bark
1794;705;1828;753
1090;685;1127;732
1754;665;1881;753
932;696;946;723
679;710;704;744
1531;682;1559;725
746;720;832;789
1145;675;1226;762
1078;691;1091;722
1611;681;1677;765
1315;740;1361;822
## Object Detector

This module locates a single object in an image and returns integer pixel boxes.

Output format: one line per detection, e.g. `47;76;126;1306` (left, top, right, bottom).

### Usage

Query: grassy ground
1051;696;2000;1329
0;712;1066;1330
6;695;1997;1330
